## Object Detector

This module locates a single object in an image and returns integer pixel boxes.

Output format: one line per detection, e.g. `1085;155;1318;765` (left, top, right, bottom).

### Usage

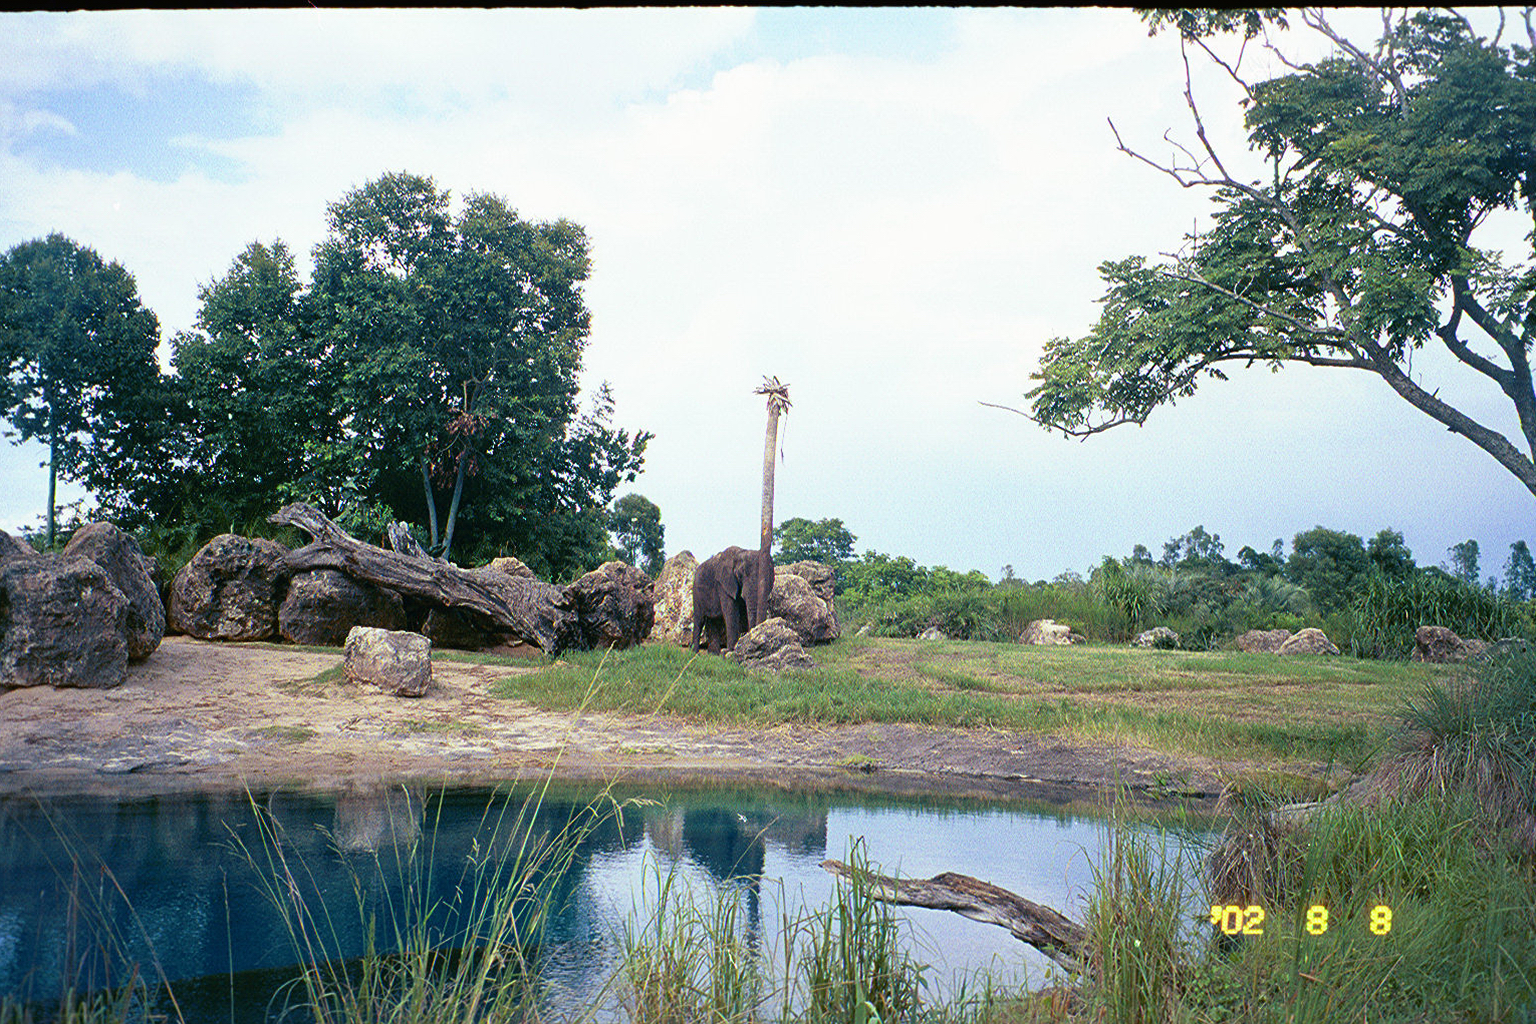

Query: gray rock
63;522;165;661
167;534;289;641
1019;619;1075;645
1410;625;1487;664
565;560;656;650
420;607;508;650
344;626;432;697
917;626;948;641
770;568;839;645
780;560;837;604
733;617;816;671
1235;629;1292;653
1277;627;1340;656
279;569;407;646
652;551;698;646
1;556;129;690
480;556;537;579
1133;627;1180;650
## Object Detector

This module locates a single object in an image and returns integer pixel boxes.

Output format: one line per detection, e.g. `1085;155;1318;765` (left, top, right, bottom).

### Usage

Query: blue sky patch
12;71;265;184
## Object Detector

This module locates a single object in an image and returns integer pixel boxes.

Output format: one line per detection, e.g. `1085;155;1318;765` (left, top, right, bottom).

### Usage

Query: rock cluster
1;523;165;691
651;553;840;649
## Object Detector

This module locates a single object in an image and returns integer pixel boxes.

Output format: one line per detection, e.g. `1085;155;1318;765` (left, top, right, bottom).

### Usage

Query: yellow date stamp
1209;904;1393;936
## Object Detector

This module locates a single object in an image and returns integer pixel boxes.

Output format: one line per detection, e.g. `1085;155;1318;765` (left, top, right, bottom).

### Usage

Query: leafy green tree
1015;10;1536;503
1449;539;1482;587
608;493;664;575
1285;526;1370;613
1367;528;1417;578
1160;524;1228;569
774;517;857;567
0;234;166;545
1504;540;1535;601
170;241;340;531
842;551;928;600
1237;542;1285;576
185;173;649;575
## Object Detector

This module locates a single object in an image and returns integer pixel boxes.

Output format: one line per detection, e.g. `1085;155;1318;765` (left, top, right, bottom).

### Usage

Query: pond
0;780;1214;1021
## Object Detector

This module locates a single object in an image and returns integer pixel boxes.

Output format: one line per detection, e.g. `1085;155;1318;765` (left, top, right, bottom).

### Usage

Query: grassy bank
492;637;1453;771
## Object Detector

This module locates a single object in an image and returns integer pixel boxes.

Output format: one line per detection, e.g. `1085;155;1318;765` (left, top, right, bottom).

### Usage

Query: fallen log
270;503;579;655
821;859;1087;974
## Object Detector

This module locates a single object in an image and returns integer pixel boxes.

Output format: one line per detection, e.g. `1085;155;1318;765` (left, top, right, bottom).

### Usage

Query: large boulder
769;567;839;645
1277;627;1340;656
1411;625;1487;664
1133;627;1180;650
651;551;698;646
344;626;432;697
1;556;129;690
733;616;815;671
1235;629;1292;653
565;561;655;650
62;522;165;662
279;569;407;647
168;534;289;641
1019;619;1084;645
780;560;836;604
420;607;510;650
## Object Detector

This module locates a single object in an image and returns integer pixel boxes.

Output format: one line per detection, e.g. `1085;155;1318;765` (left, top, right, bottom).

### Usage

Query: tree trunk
820;860;1088;975
46;428;57;550
270;502;579;655
760;402;779;555
442;450;469;561
421;456;440;551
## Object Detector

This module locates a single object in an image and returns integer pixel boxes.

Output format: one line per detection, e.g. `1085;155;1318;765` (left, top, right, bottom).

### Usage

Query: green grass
486;637;1452;769
254;724;317;743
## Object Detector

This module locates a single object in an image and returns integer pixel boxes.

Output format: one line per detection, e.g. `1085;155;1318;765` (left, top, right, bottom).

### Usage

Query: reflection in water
0;782;1210;1021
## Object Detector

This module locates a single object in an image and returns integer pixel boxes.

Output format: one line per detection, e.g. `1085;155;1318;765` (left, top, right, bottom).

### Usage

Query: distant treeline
775;518;1535;657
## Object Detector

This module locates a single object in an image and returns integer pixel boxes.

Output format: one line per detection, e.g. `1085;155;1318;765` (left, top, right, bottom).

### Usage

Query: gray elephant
691;545;773;653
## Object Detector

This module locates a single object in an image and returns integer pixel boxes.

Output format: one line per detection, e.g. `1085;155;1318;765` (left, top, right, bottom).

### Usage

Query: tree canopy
0;234;166;544
774;516;857;567
608;493;665;575
157;172;649;577
1020;9;1536;503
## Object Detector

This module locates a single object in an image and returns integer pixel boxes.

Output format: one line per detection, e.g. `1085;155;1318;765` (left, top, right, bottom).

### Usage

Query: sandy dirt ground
0;637;1232;803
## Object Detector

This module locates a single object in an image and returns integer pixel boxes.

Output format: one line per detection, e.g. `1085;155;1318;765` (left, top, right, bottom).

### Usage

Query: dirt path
0;638;1233;802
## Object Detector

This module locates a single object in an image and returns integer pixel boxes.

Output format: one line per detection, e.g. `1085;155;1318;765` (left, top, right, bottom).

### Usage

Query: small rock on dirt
344;626;432;697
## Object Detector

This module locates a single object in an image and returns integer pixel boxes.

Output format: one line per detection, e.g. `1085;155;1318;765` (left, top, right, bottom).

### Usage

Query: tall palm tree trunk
753;377;792;624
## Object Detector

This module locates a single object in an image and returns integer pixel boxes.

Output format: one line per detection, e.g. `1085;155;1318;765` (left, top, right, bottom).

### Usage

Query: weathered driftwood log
821;859;1087;973
270;504;579;655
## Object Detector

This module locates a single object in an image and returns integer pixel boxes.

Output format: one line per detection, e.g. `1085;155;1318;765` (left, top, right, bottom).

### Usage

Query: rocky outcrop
1276;627;1340;656
1411;625;1487;664
770;567;839;645
917;627;948;641
652;551;697;646
1019;619;1084;645
1;556;129;690
1133;627;1180;650
565;561;655;650
62;522;165;662
279;569;407;647
733;617;815;671
1235;629;1291;653
344;626;432;697
168;535;289;641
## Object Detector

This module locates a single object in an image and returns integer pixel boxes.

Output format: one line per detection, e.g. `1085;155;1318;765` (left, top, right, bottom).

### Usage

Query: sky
1;7;1531;582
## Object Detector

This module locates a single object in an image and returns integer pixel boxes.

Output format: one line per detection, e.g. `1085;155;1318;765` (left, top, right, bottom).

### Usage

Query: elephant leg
691;613;704;653
723;595;742;652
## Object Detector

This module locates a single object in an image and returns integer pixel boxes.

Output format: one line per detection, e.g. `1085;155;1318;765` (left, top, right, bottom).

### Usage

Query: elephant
691;545;773;654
